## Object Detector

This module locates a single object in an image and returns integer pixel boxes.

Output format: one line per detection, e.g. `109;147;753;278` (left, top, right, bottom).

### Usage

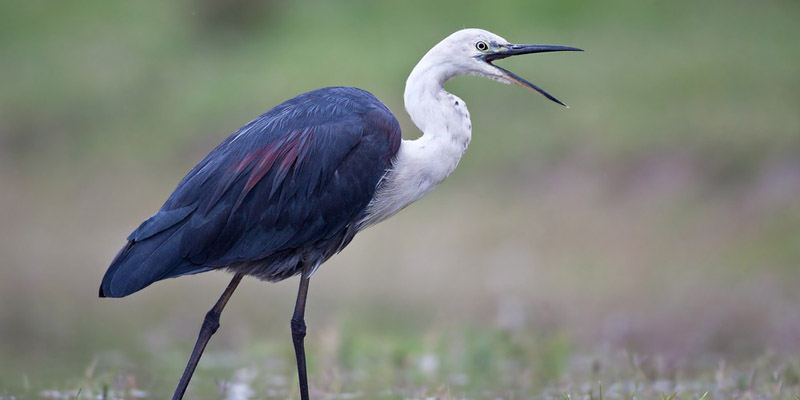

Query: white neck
359;51;472;229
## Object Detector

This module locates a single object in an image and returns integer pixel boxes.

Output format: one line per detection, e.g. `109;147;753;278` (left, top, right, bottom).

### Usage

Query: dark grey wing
100;87;401;297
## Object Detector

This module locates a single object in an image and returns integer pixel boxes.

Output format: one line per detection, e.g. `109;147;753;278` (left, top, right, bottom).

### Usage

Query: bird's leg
171;273;244;400
291;265;313;400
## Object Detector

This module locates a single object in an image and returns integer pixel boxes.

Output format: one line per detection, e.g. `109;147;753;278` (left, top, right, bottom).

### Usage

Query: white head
408;28;582;106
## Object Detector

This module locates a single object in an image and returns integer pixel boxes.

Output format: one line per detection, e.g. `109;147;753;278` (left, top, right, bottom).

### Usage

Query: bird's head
416;28;583;107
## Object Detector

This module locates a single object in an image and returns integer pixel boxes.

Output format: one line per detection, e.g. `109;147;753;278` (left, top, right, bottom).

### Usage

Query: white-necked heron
100;28;581;400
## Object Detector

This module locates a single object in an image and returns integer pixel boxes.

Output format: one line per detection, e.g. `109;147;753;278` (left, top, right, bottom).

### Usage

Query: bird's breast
359;91;472;230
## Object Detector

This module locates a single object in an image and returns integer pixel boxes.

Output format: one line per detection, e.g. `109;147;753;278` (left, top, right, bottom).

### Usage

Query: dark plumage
100;87;401;298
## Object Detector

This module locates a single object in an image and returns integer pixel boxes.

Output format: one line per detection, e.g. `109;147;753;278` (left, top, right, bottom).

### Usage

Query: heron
99;28;581;400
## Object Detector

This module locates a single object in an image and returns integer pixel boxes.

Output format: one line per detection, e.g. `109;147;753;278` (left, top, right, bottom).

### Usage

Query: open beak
484;44;583;107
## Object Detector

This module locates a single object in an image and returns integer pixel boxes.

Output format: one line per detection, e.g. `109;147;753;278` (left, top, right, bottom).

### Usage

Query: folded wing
100;87;401;297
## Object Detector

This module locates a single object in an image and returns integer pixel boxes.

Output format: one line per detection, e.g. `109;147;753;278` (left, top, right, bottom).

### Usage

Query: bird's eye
475;41;489;52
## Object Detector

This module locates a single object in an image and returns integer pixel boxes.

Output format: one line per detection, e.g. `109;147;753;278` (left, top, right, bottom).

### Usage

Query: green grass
7;338;800;399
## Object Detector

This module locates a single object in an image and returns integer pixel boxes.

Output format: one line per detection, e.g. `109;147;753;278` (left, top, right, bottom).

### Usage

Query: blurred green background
1;0;799;398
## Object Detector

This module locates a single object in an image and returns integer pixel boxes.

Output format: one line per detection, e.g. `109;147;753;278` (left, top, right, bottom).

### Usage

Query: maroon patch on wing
232;128;314;211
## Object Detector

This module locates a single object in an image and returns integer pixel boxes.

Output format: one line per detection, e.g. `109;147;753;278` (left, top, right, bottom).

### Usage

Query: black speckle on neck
454;101;459;105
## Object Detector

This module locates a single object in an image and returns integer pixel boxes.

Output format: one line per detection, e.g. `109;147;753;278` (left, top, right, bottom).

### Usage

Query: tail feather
100;210;210;298
99;233;181;297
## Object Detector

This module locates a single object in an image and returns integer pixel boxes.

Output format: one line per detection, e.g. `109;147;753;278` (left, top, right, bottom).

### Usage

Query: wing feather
100;87;401;297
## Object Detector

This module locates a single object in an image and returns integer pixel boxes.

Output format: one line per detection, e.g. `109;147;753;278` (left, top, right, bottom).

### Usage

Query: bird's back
100;87;401;298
